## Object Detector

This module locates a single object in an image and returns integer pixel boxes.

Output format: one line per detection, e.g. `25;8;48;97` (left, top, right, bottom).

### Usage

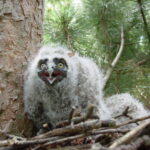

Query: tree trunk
137;0;150;45
0;0;43;135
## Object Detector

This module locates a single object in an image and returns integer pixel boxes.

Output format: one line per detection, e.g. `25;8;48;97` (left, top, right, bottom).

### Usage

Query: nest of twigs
0;106;150;150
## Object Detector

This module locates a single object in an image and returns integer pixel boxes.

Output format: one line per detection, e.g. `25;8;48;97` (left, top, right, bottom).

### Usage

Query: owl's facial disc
37;58;68;86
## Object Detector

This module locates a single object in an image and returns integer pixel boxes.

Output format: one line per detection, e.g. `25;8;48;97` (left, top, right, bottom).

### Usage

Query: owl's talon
71;121;74;128
43;123;49;128
85;104;97;119
69;106;76;123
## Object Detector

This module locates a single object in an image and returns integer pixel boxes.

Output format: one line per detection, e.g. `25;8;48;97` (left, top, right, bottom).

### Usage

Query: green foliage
44;0;150;107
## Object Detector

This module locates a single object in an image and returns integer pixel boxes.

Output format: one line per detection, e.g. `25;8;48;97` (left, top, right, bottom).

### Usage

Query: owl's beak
47;76;56;85
38;70;56;85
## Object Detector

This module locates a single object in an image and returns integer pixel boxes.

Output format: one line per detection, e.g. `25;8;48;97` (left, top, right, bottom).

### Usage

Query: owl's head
37;57;68;86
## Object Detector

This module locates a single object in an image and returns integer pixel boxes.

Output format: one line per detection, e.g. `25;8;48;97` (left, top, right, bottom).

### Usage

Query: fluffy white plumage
24;45;110;130
24;45;149;132
105;93;150;128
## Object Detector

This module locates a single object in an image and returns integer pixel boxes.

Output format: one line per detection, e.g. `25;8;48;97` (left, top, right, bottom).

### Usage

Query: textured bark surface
0;0;43;135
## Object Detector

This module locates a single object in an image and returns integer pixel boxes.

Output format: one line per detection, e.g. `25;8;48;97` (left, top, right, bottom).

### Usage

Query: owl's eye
57;63;64;68
41;64;47;70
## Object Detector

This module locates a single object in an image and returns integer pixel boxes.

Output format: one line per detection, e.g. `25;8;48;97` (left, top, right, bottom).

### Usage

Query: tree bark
137;0;150;45
0;0;43;134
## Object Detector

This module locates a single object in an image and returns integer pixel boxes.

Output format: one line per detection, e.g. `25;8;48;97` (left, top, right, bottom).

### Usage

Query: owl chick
24;45;111;131
105;93;150;128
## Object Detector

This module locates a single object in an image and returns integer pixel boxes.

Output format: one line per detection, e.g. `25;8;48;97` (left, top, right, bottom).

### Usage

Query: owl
24;45;149;132
24;45;111;132
105;93;150;128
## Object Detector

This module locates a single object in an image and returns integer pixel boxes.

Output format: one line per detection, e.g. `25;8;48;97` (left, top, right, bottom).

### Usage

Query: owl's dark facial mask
37;58;68;86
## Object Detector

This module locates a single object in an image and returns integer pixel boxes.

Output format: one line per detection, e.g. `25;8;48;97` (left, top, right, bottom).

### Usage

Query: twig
0;115;149;149
71;104;98;125
1;115;149;149
68;106;76;123
109;120;150;148
0;136;60;147
33;128;130;150
0;130;25;141
34;129;131;150
103;26;125;90
56;104;97;128
34;141;93;150
91;128;130;135
92;136;150;150
116;115;150;128
115;107;130;119
34;133;88;150
33;120;116;139
34;115;150;140
115;106;139;125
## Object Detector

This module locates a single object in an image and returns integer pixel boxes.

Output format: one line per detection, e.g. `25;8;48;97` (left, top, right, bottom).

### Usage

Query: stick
109;121;150;148
34;115;150;139
0;130;25;141
116;115;150;128
70;104;98;125
92;128;130;135
56;104;97;128
33;120;116;139
114;106;137;124
1;116;149;149
34;133;88;150
0;136;60;147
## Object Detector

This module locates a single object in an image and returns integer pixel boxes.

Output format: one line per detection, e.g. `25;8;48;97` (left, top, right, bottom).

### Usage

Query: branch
116;115;150;128
0;126;125;149
31;129;129;150
0;136;60;147
34;115;150;140
33;120;116;139
103;27;125;90
34;133;88;150
0;130;25;141
56;104;98;128
114;106;136;123
109;120;150;149
91;128;130;135
0;115;150;149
